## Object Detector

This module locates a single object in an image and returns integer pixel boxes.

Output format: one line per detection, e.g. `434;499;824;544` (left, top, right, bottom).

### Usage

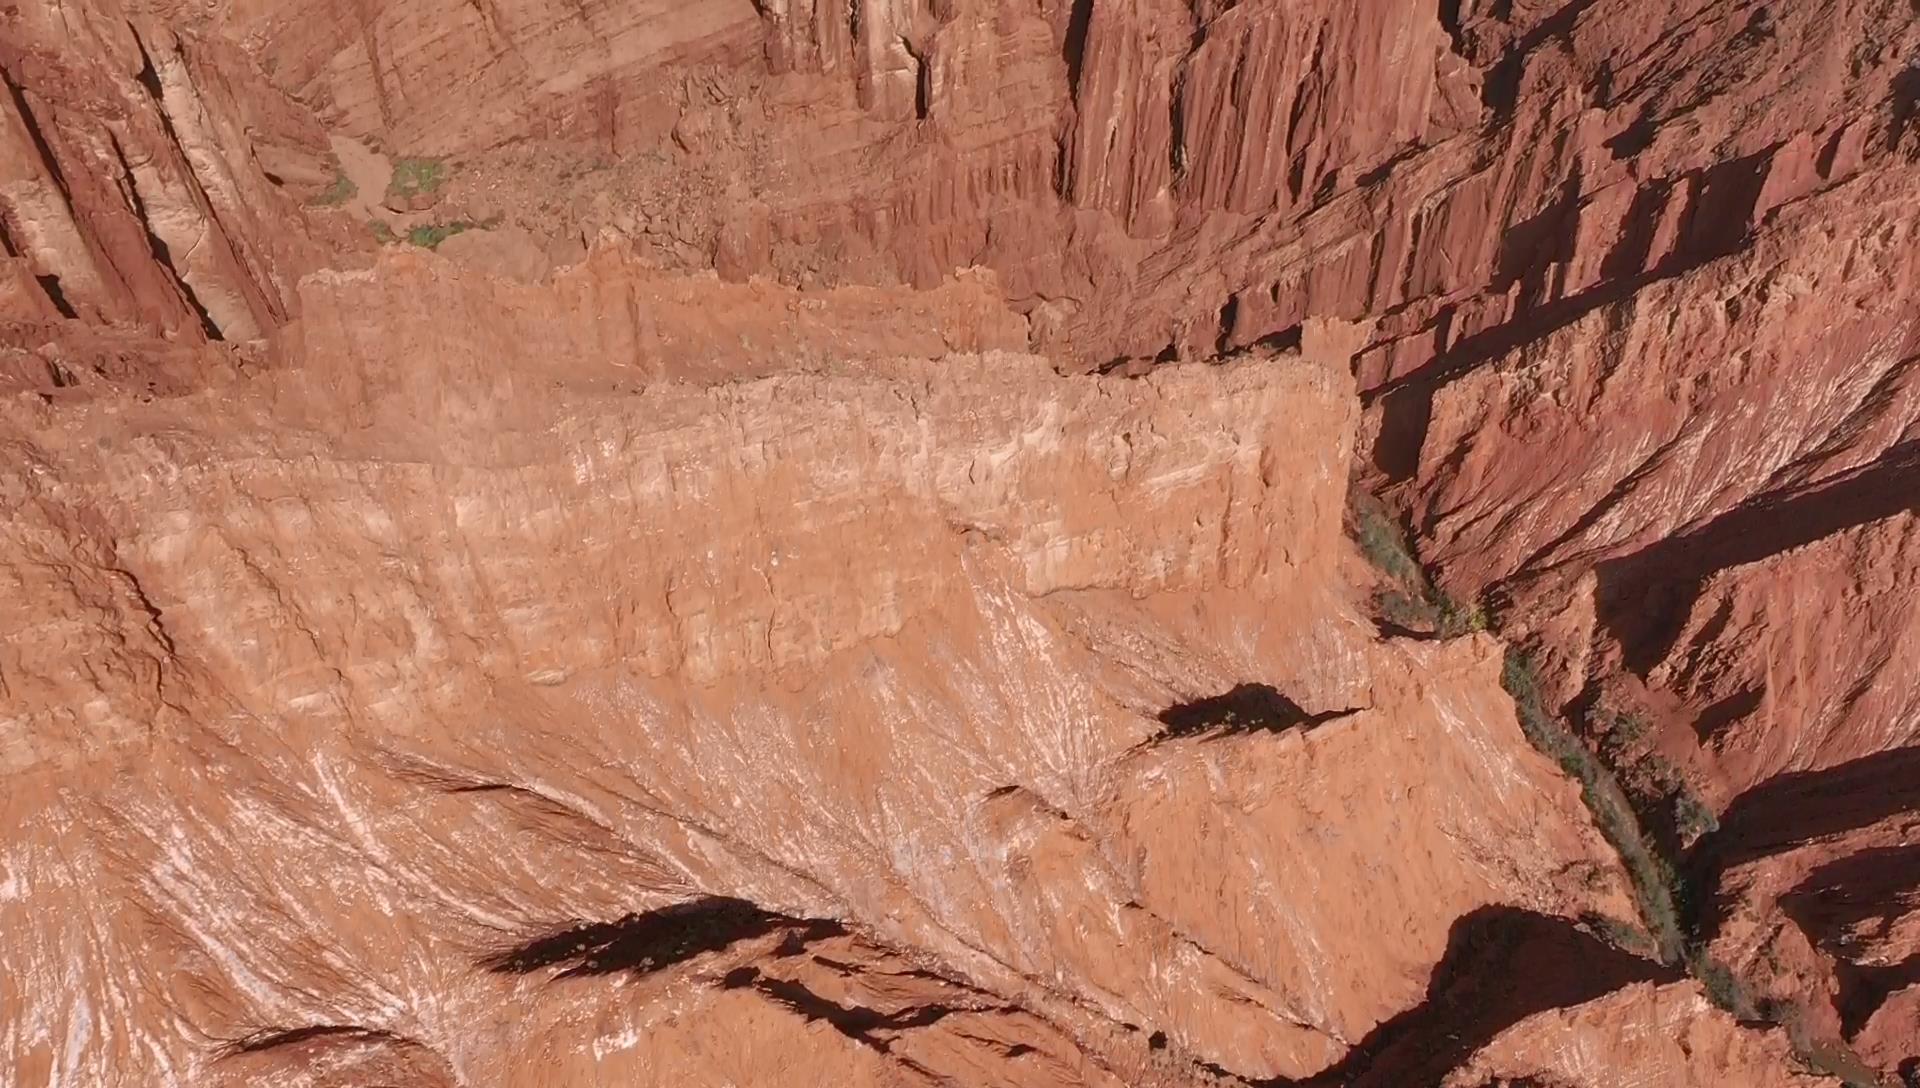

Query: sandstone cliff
4;249;1644;1084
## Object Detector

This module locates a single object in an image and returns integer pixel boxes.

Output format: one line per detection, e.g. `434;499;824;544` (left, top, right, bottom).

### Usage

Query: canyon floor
3;0;1918;1085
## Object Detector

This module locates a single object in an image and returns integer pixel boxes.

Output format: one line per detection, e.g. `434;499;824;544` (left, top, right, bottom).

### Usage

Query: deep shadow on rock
1153;683;1362;741
482;896;846;979
1258;906;1677;1088
1690;747;1920;942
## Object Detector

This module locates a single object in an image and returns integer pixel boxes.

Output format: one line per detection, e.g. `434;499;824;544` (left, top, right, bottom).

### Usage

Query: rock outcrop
1444;982;1846;1088
0;0;348;339
3;245;1654;1084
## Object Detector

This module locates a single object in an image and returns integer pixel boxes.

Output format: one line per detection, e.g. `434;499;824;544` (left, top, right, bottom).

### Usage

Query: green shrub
1693;956;1888;1085
309;165;357;207
1619;751;1681;821
1592;704;1651;752
1675;785;1720;842
1588;704;1721;846
386;157;447;203
1375;588;1433;629
1355;504;1423;587
1502;651;1685;964
1350;492;1489;638
1693;951;1760;1020
1586;912;1660;958
368;219;397;244
1641;754;1682;789
1436;593;1489;637
405;221;474;249
1372;520;1884;1081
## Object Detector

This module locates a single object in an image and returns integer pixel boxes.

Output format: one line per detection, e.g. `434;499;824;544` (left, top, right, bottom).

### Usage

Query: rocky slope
3;0;1917;1084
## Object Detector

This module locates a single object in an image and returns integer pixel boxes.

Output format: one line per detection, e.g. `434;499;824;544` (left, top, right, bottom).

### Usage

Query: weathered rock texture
0;0;349;338
1443;982;1844;1088
4;251;1633;1085
4;0;1919;1083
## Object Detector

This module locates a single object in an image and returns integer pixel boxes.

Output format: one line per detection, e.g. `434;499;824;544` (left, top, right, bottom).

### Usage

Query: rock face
1443;982;1845;1088
4;0;1919;1084
0;0;346;338
3;250;1641;1084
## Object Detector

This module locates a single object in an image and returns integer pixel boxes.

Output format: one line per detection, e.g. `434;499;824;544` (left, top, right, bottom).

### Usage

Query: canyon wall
4;251;1643;1084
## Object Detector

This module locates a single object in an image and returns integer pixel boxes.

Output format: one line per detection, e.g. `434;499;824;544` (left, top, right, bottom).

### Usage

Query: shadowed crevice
1152;683;1361;741
731;968;959;1038
718;960;1004;1082
1254;906;1674;1087
1782;845;1920;951
214;1022;458;1087
1493;175;1583;299
222;1024;411;1057
36;274;78;319
1834;952;1920;1039
1886;66;1919;152
1438;0;1469;55
482;896;846;978
1214;293;1239;355
1594;439;1920;675
1479;0;1603;115
102;129;226;341
1062;0;1095;97
2;69;76;204
1367;149;1775;482
1689;686;1763;744
1777;844;1920;1036
1690;748;1920;941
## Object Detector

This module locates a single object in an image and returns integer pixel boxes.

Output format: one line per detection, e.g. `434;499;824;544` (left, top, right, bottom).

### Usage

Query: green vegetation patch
1354;497;1424;587
1583;910;1662;960
386;156;448;203
1347;494;1884;1085
309;163;357;207
1590;701;1722;848
1350;492;1487;638
1674;785;1720;842
406;221;474;249
1502;651;1687;965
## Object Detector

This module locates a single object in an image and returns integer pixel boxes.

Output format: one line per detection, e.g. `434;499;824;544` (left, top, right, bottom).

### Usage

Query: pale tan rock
0;253;1636;1085
1443;982;1844;1088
